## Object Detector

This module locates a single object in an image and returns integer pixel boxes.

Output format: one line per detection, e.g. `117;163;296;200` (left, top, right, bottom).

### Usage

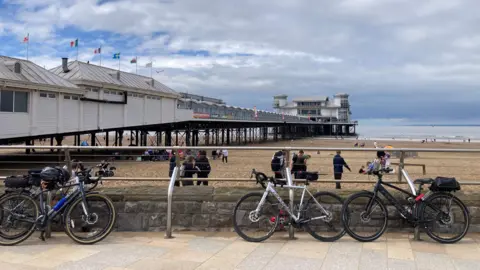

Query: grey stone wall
97;186;480;233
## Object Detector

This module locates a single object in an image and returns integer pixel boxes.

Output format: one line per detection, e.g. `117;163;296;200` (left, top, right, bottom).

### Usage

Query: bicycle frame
37;177;91;227
255;181;329;223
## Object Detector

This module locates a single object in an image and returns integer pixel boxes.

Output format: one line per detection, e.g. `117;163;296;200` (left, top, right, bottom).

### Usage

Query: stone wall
98;186;480;233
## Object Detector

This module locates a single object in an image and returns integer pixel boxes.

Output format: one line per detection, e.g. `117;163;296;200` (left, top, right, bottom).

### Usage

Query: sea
355;124;480;143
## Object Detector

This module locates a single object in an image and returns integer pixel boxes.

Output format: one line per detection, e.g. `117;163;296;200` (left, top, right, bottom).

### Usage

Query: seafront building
0;55;357;147
273;93;351;123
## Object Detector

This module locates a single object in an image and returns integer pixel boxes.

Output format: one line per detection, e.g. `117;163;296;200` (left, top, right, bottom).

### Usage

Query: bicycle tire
341;191;388;242
303;192;346;242
63;193;116;245
419;192;470;244
233;192;279;242
0;194;39;246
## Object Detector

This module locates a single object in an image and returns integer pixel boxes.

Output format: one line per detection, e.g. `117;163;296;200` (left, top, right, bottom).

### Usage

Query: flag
23;34;29;43
70;39;78;47
145;62;152;68
130;57;137;64
113;53;120;59
94;47;101;54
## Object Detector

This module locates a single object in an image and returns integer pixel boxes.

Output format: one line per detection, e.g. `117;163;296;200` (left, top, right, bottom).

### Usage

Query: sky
1;0;480;124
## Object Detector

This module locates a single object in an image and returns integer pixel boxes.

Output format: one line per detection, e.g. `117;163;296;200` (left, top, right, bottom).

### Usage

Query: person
333;151;351;189
271;150;286;179
181;155;199;186
168;151;180;186
373;141;378;148
358;165;366;174
211;150;217;160
222;148;229;163
291;150;307;179
196;151;211;186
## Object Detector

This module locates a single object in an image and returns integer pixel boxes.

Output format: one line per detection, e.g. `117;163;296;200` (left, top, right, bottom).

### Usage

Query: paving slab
1;232;479;270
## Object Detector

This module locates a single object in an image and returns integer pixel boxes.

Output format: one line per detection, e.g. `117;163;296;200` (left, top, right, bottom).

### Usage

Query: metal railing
1;145;479;241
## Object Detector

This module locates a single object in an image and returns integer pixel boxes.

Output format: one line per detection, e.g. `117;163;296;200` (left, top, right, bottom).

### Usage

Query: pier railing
0;145;479;240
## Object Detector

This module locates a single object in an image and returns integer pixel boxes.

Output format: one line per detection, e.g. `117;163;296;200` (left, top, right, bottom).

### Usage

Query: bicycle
0;166;116;246
233;170;345;242
341;167;470;243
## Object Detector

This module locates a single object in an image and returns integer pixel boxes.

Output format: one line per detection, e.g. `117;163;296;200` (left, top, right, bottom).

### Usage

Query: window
64;95;71;100
72;96;79;100
138;94;144;98
0;90;29;113
14;91;28;112
104;90;110;94
117;91;123;96
48;93;56;98
127;93;132;97
133;94;138;97
147;96;152;99
92;88;99;93
39;92;48;98
1;90;14;112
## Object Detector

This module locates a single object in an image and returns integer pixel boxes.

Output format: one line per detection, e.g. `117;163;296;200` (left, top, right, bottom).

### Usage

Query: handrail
1;145;480;153
165;166;178;239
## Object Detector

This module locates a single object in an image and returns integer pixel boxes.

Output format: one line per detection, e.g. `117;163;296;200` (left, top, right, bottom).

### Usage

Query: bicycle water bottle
53;196;68;211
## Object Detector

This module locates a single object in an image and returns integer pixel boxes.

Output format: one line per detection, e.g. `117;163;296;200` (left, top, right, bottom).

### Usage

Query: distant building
273;93;351;123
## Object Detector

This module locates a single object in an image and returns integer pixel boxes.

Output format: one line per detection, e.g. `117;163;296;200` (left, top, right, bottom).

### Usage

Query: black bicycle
341;168;470;243
0;167;116;246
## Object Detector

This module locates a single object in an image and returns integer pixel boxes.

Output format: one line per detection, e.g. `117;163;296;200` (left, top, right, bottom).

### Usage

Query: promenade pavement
0;231;479;270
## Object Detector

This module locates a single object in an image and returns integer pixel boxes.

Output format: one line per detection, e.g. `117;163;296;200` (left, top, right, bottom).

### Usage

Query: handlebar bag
430;177;460;192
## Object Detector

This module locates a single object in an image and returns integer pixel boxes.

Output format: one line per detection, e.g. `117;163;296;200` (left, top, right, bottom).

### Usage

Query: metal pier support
165;166;179;239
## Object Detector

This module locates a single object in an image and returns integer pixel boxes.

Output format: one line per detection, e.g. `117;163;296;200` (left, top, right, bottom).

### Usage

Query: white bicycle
232;171;345;242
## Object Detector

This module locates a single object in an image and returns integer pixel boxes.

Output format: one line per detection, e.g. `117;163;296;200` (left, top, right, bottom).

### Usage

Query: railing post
64;148;72;172
165;166;179;239
397;151;405;182
285;148;295;240
45;191;52;239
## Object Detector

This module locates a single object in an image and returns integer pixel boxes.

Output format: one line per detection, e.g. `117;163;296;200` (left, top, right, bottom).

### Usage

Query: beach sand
1;136;479;191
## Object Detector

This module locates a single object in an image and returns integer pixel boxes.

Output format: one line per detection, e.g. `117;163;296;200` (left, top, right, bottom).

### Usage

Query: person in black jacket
168;150;180;187
333;151;351;189
181;155;199;186
196;151;211;186
291;150;307;179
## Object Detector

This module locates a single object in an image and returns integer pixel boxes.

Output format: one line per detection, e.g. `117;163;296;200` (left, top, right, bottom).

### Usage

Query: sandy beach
3;136;478;191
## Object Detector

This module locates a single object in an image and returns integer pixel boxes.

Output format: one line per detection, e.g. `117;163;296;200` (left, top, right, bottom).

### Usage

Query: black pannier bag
430;177;461;192
4;175;30;189
305;172;319;181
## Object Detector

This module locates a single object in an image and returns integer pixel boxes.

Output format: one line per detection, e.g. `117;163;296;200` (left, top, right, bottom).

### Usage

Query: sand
1;136;479;191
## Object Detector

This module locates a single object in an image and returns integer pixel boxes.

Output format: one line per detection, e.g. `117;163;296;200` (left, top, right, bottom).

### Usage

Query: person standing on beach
333;151;351;189
196;151;211;186
222;148;229;163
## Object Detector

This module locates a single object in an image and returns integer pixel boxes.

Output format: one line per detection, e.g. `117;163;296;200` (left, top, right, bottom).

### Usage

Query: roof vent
108;71;120;80
145;78;155;87
62;58;70;73
4;61;22;74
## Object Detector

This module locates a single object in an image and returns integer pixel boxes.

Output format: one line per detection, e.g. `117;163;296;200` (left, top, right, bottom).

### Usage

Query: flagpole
100;46;102;66
76;39;79;61
26;33;29;61
136;57;138;74
118;56;121;71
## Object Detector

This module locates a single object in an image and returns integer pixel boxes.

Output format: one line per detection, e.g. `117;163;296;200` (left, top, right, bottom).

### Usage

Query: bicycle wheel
341;191;388;242
0;194;39;246
63;193;116;245
303;192;346;242
233;192;279;242
419;192;470;244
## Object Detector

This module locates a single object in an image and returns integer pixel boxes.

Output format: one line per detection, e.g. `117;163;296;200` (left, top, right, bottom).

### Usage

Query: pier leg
106;131;109;146
175;131;179;146
226;129;230;145
51;137;55;153
118;131;123;146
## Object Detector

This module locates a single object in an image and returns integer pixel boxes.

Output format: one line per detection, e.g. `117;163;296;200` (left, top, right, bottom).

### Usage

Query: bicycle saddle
414;178;434;185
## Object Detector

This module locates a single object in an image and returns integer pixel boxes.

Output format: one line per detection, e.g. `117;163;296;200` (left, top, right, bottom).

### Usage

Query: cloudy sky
1;0;479;124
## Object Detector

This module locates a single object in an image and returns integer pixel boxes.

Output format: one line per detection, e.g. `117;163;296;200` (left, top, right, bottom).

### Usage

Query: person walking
333;151;351;189
196;150;211;186
222;148;229;163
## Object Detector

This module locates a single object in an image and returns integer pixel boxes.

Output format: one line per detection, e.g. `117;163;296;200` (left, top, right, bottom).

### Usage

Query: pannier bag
4;176;30;189
430;177;461;192
305;172;319;181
